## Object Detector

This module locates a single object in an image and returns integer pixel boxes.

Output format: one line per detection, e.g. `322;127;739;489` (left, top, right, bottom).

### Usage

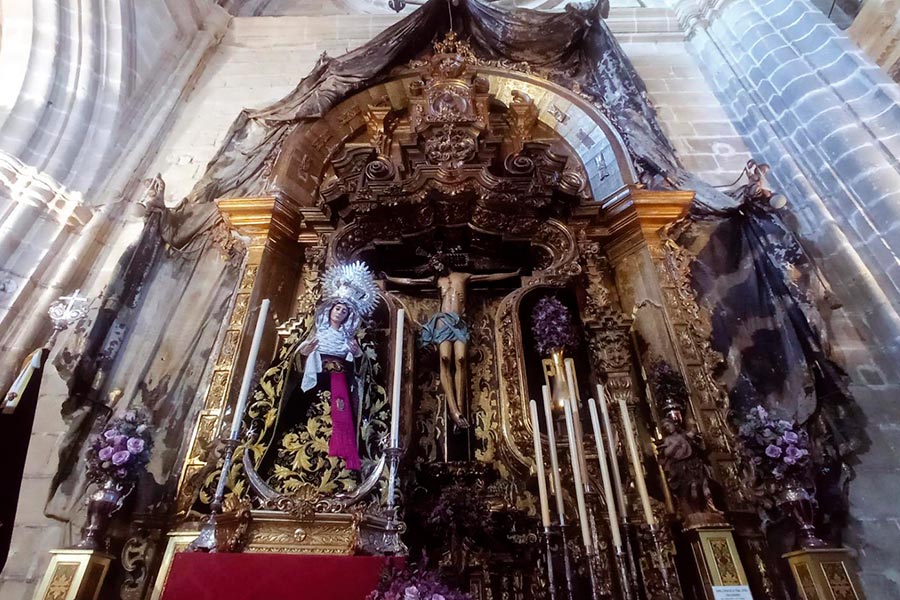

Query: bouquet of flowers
738;405;811;483
367;560;470;600
86;410;153;485
530;296;579;356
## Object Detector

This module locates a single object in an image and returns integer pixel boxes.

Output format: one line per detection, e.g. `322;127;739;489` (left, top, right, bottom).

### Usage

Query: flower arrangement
86;410;153;485
738;405;810;482
367;560;470;600
530;295;579;356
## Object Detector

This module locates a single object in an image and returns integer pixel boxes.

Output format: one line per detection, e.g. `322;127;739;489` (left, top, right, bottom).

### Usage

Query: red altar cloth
160;554;401;600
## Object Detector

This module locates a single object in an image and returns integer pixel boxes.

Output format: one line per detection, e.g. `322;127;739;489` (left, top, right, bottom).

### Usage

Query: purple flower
785;445;803;460
783;430;799;444
784;455;797;465
116;468;128;478
103;429;118;441
98;447;114;461
765;444;782;458
111;450;131;466
531;296;579;356
126;437;145;453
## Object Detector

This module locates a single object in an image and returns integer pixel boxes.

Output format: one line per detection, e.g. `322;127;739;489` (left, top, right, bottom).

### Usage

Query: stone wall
683;0;900;595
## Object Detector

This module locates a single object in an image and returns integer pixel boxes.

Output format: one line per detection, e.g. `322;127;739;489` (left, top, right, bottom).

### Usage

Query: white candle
598;384;628;518
563;361;592;551
230;298;270;439
617;392;656;526
542;385;566;526
389;308;405;449
529;399;552;528
565;358;590;493
588;398;622;548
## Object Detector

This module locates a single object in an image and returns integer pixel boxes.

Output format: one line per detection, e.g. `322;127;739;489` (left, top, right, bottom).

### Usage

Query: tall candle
563;361;592;551
529;399;552;527
389;308;405;449
565;358;590;493
597;385;628;518
588;398;622;548
230;299;270;439
542;385;566;526
617;392;656;526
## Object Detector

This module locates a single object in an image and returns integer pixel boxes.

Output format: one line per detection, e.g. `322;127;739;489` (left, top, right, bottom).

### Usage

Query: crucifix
383;254;520;430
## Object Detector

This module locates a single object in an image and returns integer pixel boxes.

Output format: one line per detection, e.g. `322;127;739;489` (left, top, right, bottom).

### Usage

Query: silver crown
321;261;380;316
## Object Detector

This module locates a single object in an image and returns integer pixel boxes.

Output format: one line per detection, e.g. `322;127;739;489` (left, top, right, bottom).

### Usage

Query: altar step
158;554;400;600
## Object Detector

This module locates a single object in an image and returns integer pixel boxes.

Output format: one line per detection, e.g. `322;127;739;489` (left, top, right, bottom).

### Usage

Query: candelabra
382;446;407;555
189;438;241;552
541;526;558;600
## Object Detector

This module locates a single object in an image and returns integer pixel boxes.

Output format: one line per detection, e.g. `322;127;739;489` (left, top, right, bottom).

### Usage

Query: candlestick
544;386;578;600
563;361;592;551
597;385;628;518
389;308;405;449
588;397;622;548
617;392;656;526
229;299;270;439
541;385;566;526
192;298;269;552
530;399;552;528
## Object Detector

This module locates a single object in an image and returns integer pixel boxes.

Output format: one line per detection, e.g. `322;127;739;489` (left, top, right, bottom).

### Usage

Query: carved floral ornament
266;35;638;241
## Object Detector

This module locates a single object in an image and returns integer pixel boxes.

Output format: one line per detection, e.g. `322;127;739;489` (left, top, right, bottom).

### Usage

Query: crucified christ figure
384;268;520;429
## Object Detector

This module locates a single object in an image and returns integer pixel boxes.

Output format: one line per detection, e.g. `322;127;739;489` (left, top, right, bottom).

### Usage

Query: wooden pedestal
32;549;112;600
783;548;865;600
684;521;750;600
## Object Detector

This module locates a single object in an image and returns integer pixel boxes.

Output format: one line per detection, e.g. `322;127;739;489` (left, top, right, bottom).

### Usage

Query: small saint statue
655;416;721;516
383;252;519;429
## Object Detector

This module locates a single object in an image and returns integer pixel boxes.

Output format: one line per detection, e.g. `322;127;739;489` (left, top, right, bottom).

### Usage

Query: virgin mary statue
247;261;385;496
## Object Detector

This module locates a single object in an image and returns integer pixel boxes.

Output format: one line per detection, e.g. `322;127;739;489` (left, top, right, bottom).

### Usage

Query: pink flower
126;437;145;453
111;450;131;466
98;447;114;461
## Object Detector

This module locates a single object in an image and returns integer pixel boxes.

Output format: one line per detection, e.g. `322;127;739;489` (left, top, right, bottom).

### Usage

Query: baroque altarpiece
33;3;867;600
